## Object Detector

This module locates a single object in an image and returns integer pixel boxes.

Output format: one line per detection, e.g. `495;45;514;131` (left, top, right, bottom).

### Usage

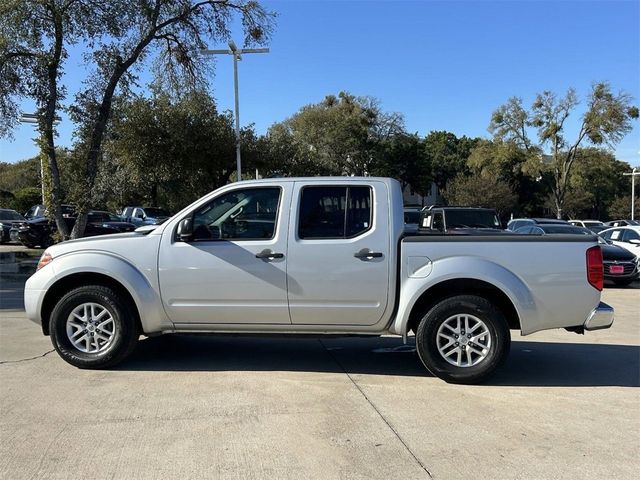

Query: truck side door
158;183;292;325
286;181;391;326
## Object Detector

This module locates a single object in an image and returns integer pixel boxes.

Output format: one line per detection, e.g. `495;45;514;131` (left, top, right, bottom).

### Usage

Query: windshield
445;210;500;229
144;208;169;217
0;210;25;221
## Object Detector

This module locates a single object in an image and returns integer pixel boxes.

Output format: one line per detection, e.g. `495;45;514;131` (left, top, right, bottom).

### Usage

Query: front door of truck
158;183;292;325
286;181;391;326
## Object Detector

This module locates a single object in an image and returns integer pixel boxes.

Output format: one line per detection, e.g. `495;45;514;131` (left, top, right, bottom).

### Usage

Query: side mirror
177;217;193;242
629;239;640;245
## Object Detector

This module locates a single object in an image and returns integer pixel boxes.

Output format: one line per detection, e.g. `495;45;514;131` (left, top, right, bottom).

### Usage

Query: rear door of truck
286;180;391;326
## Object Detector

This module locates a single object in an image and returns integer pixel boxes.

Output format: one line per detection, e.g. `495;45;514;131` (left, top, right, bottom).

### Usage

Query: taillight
586;246;603;291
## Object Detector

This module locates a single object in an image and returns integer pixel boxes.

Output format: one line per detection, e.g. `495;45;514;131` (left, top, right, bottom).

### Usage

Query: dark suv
418;206;505;234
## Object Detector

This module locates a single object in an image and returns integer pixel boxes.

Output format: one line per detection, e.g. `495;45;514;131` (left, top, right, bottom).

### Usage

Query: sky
1;0;639;167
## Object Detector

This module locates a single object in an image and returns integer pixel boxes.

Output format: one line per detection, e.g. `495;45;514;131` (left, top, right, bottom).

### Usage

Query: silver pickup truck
25;177;613;383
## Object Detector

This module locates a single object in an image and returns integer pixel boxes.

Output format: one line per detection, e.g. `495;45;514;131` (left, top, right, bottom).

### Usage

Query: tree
424;131;479;191
467;140;547;216
489;83;638;218
443;172;518;218
265;92;401;176
1;0;275;238
607;194;639;220
371;133;431;197
105;90;254;212
566;148;631;219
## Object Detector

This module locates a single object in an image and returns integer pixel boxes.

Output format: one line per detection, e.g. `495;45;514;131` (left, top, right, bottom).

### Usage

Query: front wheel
415;295;510;384
49;285;139;369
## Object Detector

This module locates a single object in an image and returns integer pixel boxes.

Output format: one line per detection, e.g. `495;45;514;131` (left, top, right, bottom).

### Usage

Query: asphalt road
0;259;638;479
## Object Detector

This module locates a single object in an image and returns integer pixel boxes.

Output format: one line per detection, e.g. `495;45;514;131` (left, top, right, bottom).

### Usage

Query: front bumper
583;302;614;331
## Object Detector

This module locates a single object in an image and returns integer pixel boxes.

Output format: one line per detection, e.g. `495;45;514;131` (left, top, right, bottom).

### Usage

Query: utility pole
623;167;639;220
19;113;59;205
201;41;269;181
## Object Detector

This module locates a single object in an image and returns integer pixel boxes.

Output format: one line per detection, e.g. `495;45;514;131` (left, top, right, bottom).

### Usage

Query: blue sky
1;0;639;166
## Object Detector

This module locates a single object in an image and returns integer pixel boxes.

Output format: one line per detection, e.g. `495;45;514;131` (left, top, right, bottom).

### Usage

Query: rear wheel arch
406;278;521;336
40;272;141;336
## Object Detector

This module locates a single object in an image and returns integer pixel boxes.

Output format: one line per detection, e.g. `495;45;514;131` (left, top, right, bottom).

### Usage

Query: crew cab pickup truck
25;177;614;383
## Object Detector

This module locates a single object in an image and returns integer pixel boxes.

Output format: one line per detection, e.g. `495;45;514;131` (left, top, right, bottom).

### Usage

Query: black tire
415;294;510;384
49;285;139;369
612;279;634;287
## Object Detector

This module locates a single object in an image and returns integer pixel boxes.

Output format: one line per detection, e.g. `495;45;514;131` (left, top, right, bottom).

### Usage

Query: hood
601;244;636;261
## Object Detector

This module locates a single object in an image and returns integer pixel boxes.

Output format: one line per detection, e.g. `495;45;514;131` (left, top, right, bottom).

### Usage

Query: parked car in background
403;207;421;234
24;204;76;220
86;211;136;234
0;209;26;244
514;224;592;236
604;219;640;227
506;217;568;231
569;220;605;229
515;224;639;286
419;206;505;234
599;226;640;260
122;206;171;226
14;211;135;248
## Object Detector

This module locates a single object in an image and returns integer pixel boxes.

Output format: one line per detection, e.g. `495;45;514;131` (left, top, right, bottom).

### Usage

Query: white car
599;226;640;259
569;220;605;228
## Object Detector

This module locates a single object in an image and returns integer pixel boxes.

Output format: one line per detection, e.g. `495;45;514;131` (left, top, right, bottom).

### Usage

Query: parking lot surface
1;258;638;479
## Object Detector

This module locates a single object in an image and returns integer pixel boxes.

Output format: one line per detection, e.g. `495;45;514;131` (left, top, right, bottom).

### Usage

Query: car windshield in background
404;211;420;223
88;212;111;223
144;208;169;217
0;210;25;221
542;225;592;234
446;210;500;228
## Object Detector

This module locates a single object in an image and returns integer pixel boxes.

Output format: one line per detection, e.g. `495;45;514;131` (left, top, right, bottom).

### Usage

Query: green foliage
265;92;399;176
372;133;431;196
443;172;518;217
10;187;42;214
424;131;479;190
489;82;638;218
0;157;40;192
104;91;256;212
607;195;639;220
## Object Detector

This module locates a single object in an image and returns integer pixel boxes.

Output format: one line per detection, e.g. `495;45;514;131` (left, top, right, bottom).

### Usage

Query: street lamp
201;41;269;181
623;167;639;220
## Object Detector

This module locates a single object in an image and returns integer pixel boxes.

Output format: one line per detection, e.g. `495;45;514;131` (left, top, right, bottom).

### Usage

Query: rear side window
298;186;372;239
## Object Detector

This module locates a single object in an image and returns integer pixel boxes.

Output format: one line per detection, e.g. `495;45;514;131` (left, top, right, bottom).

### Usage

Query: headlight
37;251;53;270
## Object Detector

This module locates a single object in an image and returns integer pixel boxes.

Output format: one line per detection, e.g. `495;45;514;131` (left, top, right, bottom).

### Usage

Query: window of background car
622;229;640;242
191;187;280;241
0;210;24;221
298;186;372;239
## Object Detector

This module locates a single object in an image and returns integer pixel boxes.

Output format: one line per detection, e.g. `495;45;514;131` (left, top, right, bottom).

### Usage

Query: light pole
623;167;639;220
19;112;59;205
201;41;269;181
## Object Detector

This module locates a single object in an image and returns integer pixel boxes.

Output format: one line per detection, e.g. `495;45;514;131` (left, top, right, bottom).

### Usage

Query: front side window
191;187;280;241
298;186;372;239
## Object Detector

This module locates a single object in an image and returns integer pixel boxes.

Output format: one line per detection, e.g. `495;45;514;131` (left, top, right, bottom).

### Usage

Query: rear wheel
415;295;510;384
49;285;139;369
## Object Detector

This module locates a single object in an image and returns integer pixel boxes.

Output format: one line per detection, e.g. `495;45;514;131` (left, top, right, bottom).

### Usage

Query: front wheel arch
41;272;141;336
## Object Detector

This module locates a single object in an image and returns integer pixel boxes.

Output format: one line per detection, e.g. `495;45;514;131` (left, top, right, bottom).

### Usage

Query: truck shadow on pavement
120;335;639;388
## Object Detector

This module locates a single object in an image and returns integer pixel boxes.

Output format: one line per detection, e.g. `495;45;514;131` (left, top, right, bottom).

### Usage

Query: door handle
255;249;284;259
354;249;383;259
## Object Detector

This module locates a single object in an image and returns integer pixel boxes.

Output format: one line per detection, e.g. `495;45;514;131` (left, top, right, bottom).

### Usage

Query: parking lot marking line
0;349;55;365
318;339;434;479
